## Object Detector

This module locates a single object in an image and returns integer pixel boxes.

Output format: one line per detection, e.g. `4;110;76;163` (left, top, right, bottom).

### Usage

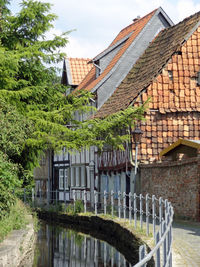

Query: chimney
133;16;140;22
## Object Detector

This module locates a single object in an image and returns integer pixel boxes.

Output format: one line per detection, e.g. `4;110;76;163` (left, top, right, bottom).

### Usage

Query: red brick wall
140;157;200;221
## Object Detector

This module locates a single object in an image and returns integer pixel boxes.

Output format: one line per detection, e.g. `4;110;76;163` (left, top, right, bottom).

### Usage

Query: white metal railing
23;188;174;267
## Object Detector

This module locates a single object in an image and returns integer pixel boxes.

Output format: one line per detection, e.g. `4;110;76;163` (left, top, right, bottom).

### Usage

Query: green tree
0;0;146;173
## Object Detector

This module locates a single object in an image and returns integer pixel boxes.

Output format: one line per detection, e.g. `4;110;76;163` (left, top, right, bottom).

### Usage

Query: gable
63;58;92;87
96;11;200;118
75;8;161;94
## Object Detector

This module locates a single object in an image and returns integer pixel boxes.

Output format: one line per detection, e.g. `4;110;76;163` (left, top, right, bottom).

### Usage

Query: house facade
34;8;174;201
95;11;200;195
71;7;174;198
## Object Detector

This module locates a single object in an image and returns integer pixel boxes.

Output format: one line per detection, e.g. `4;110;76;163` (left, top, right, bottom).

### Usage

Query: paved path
172;220;200;267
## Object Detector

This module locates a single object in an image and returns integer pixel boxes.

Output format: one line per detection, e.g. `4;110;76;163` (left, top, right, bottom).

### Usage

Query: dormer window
93;60;101;78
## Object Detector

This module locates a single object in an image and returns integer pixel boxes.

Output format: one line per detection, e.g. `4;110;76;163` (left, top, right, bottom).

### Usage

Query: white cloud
64;36;106;59
177;0;200;20
10;0;200;58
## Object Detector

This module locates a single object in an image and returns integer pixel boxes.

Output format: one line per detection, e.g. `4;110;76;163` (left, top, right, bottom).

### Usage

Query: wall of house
139;26;200;162
96;12;171;109
140;157;200;221
33;150;52;197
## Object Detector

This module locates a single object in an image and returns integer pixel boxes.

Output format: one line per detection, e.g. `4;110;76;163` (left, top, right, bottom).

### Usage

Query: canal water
33;222;131;267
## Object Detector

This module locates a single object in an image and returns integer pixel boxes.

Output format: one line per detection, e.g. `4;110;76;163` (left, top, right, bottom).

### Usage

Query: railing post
94;190;97;215
73;190;76;212
123;192;126;219
32;188;34;204
165;199;168;221
134;193;137;229
162;221;167;266
159;197;163;234
146;194;149;236
129;192;132;223
156;232;161;267
111;190;114;217
169;204;173;267
64;184;66;206
140;194;143;229
104;190;107;215
167;213;170;259
152;195;156;240
118;191;121;219
139;244;146;267
84;190;87;213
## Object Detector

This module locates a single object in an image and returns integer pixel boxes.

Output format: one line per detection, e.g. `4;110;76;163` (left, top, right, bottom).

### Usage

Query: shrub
74;200;84;213
66;200;84;215
0;152;21;219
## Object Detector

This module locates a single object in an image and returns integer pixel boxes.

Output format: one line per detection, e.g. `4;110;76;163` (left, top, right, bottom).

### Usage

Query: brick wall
140;157;200;221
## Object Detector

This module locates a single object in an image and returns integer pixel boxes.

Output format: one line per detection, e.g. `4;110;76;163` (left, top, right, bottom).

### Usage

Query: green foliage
66;200;84;215
0;0;147;173
74;200;84;213
0;101;32;161
0;199;29;242
0;152;22;219
0;0;146;212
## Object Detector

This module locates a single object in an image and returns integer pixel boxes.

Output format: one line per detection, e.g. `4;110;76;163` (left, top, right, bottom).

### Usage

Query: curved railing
24;189;174;267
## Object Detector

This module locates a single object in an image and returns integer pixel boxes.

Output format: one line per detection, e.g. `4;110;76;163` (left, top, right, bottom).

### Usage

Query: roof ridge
108;8;158;48
76;8;157;92
67;57;92;61
119;8;158;35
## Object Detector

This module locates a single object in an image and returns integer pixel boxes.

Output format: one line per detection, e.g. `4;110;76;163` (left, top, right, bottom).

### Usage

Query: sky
10;0;200;59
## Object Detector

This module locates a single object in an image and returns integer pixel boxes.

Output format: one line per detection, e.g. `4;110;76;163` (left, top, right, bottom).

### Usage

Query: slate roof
96;10;200;118
65;58;93;86
75;9;157;92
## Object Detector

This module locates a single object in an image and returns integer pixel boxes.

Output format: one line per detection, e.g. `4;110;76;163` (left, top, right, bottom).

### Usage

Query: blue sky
10;0;200;59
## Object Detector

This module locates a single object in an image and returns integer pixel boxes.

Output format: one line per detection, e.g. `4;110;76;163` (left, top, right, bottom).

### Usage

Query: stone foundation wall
0;216;35;267
37;210;150;265
140;158;200;221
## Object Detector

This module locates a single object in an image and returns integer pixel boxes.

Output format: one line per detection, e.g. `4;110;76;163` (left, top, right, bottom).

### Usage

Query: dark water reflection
33;222;131;267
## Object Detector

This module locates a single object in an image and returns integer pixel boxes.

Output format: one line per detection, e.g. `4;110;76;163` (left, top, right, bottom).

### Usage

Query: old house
95;10;200;196
34;58;92;201
36;7;174;201
65;8;173;199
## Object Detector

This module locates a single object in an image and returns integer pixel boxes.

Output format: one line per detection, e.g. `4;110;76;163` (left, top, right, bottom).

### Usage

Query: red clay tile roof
96;11;200;118
75;9;157;92
67;58;93;86
109;14;154;47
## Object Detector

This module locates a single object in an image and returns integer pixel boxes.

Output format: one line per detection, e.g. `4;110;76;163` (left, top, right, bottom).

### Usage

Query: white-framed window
114;174;121;199
59;169;68;190
64;169;68;189
81;167;86;187
102;174;109;193
59;169;64;189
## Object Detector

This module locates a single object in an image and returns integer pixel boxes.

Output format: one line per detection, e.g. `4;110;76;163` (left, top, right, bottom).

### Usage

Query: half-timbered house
37;8;173;202
70;7;173;198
